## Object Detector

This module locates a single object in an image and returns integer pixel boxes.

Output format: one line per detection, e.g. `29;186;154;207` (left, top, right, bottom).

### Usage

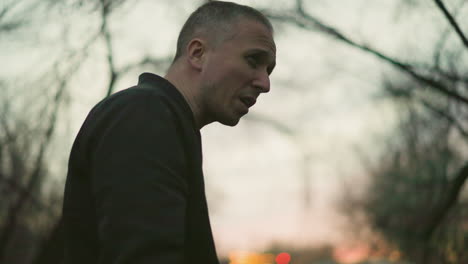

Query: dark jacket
62;73;219;264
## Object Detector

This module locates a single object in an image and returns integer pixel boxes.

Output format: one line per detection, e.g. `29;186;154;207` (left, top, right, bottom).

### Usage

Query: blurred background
1;0;467;263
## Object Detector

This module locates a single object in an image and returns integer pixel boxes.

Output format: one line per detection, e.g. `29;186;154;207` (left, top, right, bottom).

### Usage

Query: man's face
199;19;276;126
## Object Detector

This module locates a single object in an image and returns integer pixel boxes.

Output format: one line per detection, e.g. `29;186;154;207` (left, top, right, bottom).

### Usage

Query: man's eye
246;57;258;68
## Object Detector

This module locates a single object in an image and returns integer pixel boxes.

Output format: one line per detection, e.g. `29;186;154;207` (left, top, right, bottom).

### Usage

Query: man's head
167;1;276;127
173;1;273;62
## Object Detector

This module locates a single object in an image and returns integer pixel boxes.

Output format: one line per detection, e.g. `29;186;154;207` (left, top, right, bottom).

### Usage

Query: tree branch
433;0;468;49
0;172;55;216
419;99;468;141
295;0;304;13
265;9;468;106
422;161;468;239
100;0;118;97
0;53;81;261
118;55;173;76
433;0;466;69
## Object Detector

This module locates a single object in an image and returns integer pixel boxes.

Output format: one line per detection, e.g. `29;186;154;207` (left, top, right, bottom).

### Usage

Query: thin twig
433;0;466;68
419;99;468;140
265;10;468;105
434;0;468;49
100;0;118;97
422;161;468;239
118;56;173;76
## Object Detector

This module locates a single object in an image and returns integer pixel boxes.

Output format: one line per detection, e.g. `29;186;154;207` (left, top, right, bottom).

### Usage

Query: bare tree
0;1;99;262
265;1;468;261
0;0;182;262
352;102;467;263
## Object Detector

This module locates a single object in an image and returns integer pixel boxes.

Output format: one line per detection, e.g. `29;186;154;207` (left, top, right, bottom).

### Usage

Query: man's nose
252;71;270;93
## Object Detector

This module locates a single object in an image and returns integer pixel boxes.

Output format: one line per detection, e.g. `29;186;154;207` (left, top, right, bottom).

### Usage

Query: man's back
63;73;219;264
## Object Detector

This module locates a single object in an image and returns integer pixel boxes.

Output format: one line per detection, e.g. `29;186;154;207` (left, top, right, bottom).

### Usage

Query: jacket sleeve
89;94;189;264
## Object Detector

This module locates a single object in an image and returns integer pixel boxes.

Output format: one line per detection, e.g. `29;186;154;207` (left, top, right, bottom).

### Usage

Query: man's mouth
240;97;256;108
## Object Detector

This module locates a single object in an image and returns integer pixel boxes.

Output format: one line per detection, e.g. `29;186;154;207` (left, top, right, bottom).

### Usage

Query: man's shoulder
89;85;175;119
79;74;196;138
92;74;187;116
97;85;164;108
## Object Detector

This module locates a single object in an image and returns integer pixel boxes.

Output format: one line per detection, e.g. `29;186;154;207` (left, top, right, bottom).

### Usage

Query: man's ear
186;38;206;71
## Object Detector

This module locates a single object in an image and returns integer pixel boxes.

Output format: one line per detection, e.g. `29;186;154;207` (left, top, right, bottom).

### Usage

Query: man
62;1;276;263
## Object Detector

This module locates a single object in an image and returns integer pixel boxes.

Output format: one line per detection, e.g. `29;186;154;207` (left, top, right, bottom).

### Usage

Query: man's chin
218;114;243;127
215;109;248;126
219;118;240;127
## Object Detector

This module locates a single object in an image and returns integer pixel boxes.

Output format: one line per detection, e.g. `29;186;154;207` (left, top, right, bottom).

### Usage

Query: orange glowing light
228;251;275;264
333;244;370;264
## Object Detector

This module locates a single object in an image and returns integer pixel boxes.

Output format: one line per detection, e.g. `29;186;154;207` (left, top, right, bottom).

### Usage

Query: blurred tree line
1;0;171;263
1;0;467;264
263;0;468;263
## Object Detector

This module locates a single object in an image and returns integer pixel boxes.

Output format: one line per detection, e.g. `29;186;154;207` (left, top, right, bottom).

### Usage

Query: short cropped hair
172;1;273;62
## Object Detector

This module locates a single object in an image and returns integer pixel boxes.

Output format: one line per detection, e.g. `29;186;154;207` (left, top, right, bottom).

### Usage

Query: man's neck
165;66;207;129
